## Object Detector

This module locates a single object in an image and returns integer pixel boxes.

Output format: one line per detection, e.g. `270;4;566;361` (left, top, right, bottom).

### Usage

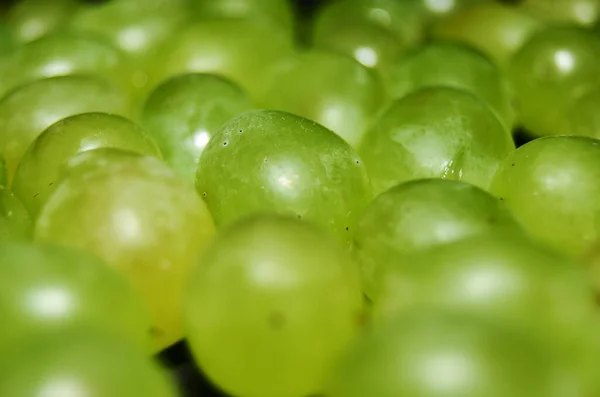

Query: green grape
190;0;294;36
520;0;600;27
325;311;575;397
12;113;162;217
354;179;521;299
0;154;6;187
0;31;134;101
566;87;600;138
0;242;151;352
431;2;544;69
0;75;132;184
359;87;514;196
148;20;295;102
35;156;216;351
0;187;32;243
387;42;515;131
6;0;79;43
185;214;364;397
312;18;407;76
141;74;253;184
59;148;147;181
491;136;600;256
0;330;177;397
508;26;600;137
195;110;372;244
261;50;386;147
0;23;16;58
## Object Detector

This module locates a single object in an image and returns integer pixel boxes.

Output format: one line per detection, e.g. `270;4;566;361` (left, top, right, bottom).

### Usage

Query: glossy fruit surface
6;0;78;43
195;110;372;244
521;0;600;27
508;26;600;136
35;156;216;351
0;187;32;243
491;136;600;256
0;75;131;183
13;112;161;217
359;87;514;196
185;214;364;397
0;331;177;397
0;242;151;352
566;87;600;138
141;74;252;183
387;42;515;131
354;179;521;298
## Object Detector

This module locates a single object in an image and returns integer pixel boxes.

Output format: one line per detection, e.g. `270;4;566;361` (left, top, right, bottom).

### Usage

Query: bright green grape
387;42;515;131
354;179;521;299
520;0;600;27
0;187;32;243
0;75;132;183
431;2;544;69
261;51;386;147
359;87;514;196
6;0;79;43
148;20;295;102
0;330;177;397
325;311;574;397
141;74;253;184
195;110;372;244
312;18;406;77
0;242;151;352
491;136;600;256
566;88;600;138
12;113;162;217
185;214;364;397
0;31;134;105
35;156;216;351
508;26;600;137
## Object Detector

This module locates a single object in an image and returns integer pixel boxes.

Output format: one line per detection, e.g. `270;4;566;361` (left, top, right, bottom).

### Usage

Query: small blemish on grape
500;197;504;201
268;312;286;329
345;226;349;231
355;160;360;164
297;214;302;219
148;326;164;337
238;129;243;133
511;163;515;167
202;192;207;198
33;193;39;199
48;182;54;187
223;141;228;146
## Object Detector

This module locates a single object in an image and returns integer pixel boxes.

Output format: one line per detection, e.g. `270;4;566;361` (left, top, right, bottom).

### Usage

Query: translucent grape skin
325;311;566;397
0;75;132;183
354;179;522;299
520;0;600;27
0;331;177;397
148;20;295;102
0;31;134;99
431;2;544;69
491;136;600;256
5;0;79;43
185;214;364;397
195;110;372;245
35;156;216;351
508;26;600;137
59;147;148;181
12;112;162;217
0;187;32;243
566;87;600;138
260;50;386;148
387;42;515;131
0;242;151;352
359;87;514;196
141;73;253;184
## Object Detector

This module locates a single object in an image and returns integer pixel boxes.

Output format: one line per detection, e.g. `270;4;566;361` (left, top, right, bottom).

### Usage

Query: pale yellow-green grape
431;2;544;69
0;31;134;107
0;76;132;183
508;26;600;137
0;331;177;397
185;214;364;397
0;242;151;353
566;87;600;138
195;110;372;245
35;157;216;351
491;136;600;256
359;87;514;196
141;74;253;184
520;0;600;27
12;113;162;217
354;179;521;299
59;148;148;181
387;42;515;131
261;50;386;147
148;20;295;102
190;0;294;37
0;187;31;243
325;311;579;397
5;0;79;43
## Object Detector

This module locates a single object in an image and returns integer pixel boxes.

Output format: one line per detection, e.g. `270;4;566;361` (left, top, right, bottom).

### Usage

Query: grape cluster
1;0;600;396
